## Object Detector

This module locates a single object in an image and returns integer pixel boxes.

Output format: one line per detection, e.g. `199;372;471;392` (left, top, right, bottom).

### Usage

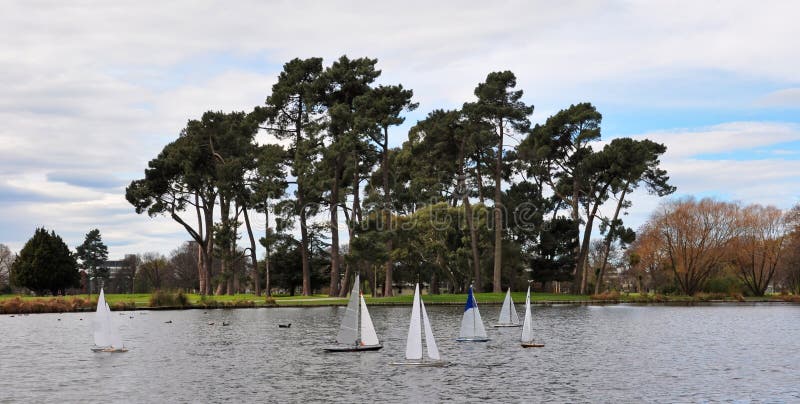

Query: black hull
521;343;545;348
324;344;383;352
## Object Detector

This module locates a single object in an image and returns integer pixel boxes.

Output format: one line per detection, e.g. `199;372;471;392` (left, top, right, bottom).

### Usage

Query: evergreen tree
255;57;325;296
76;228;109;292
465;71;534;292
317;55;381;296
11;228;79;295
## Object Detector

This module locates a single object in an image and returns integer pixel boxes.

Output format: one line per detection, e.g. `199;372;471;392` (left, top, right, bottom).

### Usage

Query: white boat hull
455;337;490;342
390;360;448;367
91;347;128;353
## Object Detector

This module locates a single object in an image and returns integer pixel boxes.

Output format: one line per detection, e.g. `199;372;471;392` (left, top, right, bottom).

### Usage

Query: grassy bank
1;291;797;314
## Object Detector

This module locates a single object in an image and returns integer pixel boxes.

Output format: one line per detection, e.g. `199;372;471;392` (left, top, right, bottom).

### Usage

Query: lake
1;303;799;403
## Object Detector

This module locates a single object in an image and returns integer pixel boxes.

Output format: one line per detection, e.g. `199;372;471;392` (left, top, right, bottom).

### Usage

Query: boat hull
91;347;128;353
521;343;545;348
492;323;522;328
455;337;490;342
390;360;448;367
323;344;383;352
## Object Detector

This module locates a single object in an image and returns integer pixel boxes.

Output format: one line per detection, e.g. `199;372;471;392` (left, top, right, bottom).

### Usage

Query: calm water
1;303;799;403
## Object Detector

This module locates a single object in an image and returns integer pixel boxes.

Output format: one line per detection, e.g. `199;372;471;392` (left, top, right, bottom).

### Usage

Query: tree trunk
382;126;394;297
340;154;359;298
577;201;601;295
329;157;341;297
476;157;485;204
340;263;352;297
242;208;260;296
571;186;581;294
594;184;629;295
299;195;311;296
263;206;272;297
458;135;481;292
492;119;504;293
368;263;377;297
197;243;206;295
294;100;312;297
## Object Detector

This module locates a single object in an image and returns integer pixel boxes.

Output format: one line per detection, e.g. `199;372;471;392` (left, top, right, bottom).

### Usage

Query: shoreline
1;293;797;315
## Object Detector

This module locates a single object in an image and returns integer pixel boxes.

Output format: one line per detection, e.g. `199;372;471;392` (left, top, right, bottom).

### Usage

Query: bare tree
135;252;172;292
777;204;800;293
732;205;786;296
169;241;200;291
0;244;16;291
650;197;739;295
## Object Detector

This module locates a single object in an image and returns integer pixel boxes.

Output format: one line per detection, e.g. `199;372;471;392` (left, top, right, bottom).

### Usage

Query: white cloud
757;88;800;108
1;1;800;257
629;122;800;158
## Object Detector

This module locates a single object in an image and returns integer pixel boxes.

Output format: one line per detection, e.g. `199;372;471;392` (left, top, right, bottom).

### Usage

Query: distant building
103;259;127;277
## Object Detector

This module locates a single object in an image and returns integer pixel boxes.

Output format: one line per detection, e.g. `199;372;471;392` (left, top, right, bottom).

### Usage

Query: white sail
521;286;533;343
498;288;520;325
93;288;124;349
359;294;379;346
93;289;111;347
459;286;488;339
336;275;360;345
420;300;440;360
405;284;423;360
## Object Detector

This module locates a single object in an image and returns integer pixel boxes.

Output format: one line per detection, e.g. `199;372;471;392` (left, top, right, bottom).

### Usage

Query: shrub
778;294;800;303
1;297;23;314
590;291;620;301
264;296;276;306
149;290;188;307
197;295;220;308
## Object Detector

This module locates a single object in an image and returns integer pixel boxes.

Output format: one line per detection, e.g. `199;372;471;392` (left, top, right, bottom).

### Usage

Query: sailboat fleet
326;277;543;361
84;278;543;357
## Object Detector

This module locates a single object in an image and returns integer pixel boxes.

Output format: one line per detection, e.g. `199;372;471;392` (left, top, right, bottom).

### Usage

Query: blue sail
458;285;489;340
463;286;477;311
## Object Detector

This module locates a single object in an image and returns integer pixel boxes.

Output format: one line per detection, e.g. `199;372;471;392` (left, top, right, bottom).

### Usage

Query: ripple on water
1;304;799;402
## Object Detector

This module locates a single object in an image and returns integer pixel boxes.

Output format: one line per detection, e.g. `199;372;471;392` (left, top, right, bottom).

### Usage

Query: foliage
124;56;679;297
10;228;79;295
75;228;109;290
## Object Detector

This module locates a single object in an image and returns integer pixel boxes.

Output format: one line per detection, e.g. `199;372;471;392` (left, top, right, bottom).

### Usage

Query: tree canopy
11;228;79;295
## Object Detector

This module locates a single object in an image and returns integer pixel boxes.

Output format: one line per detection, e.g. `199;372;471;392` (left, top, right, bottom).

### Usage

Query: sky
1;0;799;259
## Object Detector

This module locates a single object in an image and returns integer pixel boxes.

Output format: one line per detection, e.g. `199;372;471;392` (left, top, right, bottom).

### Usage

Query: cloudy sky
1;1;799;258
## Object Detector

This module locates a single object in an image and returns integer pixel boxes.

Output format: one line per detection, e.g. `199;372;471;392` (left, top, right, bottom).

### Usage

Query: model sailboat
456;284;489;342
492;288;521;327
324;274;382;352
520;285;544;348
91;288;127;352
392;283;446;366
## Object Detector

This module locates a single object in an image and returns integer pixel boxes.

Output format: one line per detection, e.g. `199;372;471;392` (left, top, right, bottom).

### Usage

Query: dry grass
590;291;621;301
0;296;94;314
